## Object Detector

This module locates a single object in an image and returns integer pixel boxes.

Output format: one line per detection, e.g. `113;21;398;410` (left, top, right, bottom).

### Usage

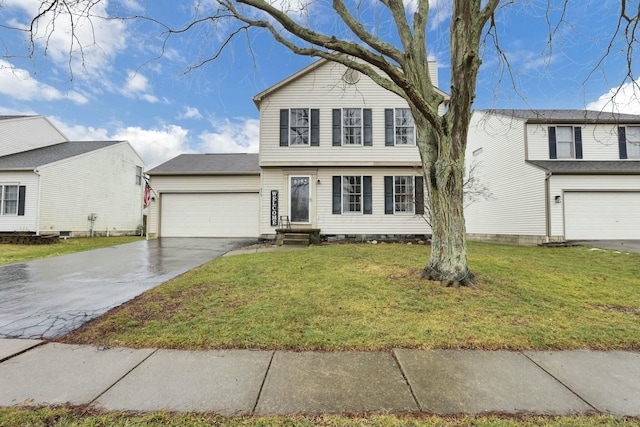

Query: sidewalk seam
520;351;599;413
391;349;423;412
87;348;159;407
251;350;275;415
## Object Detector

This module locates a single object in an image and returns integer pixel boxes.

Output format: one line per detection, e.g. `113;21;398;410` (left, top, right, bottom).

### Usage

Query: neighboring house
0;116;146;237
146;59;448;239
465;109;640;244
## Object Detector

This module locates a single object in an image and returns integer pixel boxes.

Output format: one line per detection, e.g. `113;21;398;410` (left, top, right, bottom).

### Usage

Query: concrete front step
282;233;311;246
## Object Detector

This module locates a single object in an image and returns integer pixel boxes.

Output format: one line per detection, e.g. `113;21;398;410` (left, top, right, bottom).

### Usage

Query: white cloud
0;60;89;104
199;117;260;153
178;106;204;120
121;71;159;103
586;81;640;115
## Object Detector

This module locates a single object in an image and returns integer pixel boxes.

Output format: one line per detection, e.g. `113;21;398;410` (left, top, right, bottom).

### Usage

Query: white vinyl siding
0;116;68;158
260;167;429;237
160;193;259;238
0;172;38;232
148;174;261;237
548;174;640;238
527;123;622;161
465;112;547;237
38;142;144;235
258;61;424;166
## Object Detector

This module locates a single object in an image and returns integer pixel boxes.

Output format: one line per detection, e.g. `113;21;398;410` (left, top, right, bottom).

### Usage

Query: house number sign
270;190;279;227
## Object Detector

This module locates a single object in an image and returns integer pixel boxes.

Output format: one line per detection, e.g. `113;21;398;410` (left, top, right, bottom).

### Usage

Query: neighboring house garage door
161;193;259;237
564;191;640;240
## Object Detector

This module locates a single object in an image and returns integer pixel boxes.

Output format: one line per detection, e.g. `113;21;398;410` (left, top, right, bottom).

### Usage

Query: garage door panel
565;192;640;240
161;193;259;237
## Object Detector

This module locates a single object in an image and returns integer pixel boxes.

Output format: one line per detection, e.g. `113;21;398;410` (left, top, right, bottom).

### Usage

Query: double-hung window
555;126;574;158
289;109;310;146
394;108;415;145
343;109;362;145
1;185;18;215
394;176;414;213
342;176;362;213
332;175;372;214
625;126;640;158
135;166;143;186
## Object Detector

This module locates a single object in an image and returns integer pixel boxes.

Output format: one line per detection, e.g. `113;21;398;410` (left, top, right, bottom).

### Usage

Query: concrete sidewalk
1;339;639;417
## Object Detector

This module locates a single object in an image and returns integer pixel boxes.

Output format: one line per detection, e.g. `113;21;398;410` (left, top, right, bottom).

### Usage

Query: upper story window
548;126;583;160
385;108;416;146
280;109;319;147
622;126;640;159
343;109;363;145
1;185;18;215
332;108;372;146
135;166;143;186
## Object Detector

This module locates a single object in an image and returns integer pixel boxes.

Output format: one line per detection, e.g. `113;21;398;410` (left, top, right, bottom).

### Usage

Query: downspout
544;170;552;243
34;168;41;236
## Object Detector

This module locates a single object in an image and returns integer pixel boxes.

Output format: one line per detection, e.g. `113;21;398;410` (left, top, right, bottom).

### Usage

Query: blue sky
1;0;638;168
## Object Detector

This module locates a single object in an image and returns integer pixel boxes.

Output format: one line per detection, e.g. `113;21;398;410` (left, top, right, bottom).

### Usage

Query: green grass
60;242;640;351
0;236;144;266
0;408;638;427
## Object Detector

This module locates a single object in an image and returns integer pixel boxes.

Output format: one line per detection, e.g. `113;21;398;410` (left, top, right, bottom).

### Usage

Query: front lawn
0;236;144;266
60;242;640;351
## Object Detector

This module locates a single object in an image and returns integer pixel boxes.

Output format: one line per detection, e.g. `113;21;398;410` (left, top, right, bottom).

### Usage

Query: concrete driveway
577;240;640;254
0;238;255;339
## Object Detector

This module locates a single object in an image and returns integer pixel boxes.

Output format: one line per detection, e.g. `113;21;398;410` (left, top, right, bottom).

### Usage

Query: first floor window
1;185;18;215
626;126;640;158
342;176;362;213
394;108;415;145
343;108;362;145
394;176;414;213
290;109;310;145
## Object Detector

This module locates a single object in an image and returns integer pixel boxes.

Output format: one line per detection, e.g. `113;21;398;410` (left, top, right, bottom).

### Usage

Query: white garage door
564;191;640;240
161;193;259;237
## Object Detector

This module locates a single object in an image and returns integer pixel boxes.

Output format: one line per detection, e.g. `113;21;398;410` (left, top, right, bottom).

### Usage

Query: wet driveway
0;238;254;339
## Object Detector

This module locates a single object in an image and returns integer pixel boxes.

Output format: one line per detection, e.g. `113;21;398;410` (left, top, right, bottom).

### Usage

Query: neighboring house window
135;166;143;186
621;126;640;159
279;109;319;146
385;108;415;145
384;176;425;215
332;175;372;214
1;185;25;216
548;126;583;159
332;108;372;146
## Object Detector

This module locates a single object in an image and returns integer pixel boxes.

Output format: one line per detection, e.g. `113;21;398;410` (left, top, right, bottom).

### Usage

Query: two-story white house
146;59;446;240
465;109;640;243
0;115;146;237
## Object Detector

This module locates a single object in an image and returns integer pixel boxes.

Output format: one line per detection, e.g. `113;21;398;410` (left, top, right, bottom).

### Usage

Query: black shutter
574;127;583;159
363;176;372;214
363;109;372;146
548;126;557;159
18;186;26;216
385;109;394;146
619;127;628;159
384;176;394;214
332;176;342;214
279;109;289;147
332;109;342;146
414;176;424;215
310;109;320;146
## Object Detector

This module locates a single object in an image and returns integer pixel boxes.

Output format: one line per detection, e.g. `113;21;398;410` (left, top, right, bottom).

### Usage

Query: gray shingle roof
147;153;260;175
0;141;122;170
527;160;640;174
481;109;640;123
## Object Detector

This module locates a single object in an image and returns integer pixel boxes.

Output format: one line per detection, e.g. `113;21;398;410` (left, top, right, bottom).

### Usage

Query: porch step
282;233;310;246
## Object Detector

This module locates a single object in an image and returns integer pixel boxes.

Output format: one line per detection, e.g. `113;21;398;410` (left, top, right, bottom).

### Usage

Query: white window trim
342;108;363;146
626;126;640;159
393;176;415;214
135;166;143;186
341;175;363;214
0;184;19;216
556;126;575;159
289;108;311;147
289;175;311;224
394;108;416;146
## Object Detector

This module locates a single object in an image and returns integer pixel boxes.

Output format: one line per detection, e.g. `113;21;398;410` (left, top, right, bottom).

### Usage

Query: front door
290;176;310;223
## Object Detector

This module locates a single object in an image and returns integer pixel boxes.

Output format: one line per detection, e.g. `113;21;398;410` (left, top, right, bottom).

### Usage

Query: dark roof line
147;153;260;175
0;141;123;169
479;109;640;123
527;160;640;174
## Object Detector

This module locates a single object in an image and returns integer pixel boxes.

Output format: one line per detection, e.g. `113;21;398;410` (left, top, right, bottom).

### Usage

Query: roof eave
148;170;261;176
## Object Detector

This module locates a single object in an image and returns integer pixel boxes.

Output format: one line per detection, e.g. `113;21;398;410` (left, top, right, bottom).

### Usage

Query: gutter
544;170;552;242
34;168;41;236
